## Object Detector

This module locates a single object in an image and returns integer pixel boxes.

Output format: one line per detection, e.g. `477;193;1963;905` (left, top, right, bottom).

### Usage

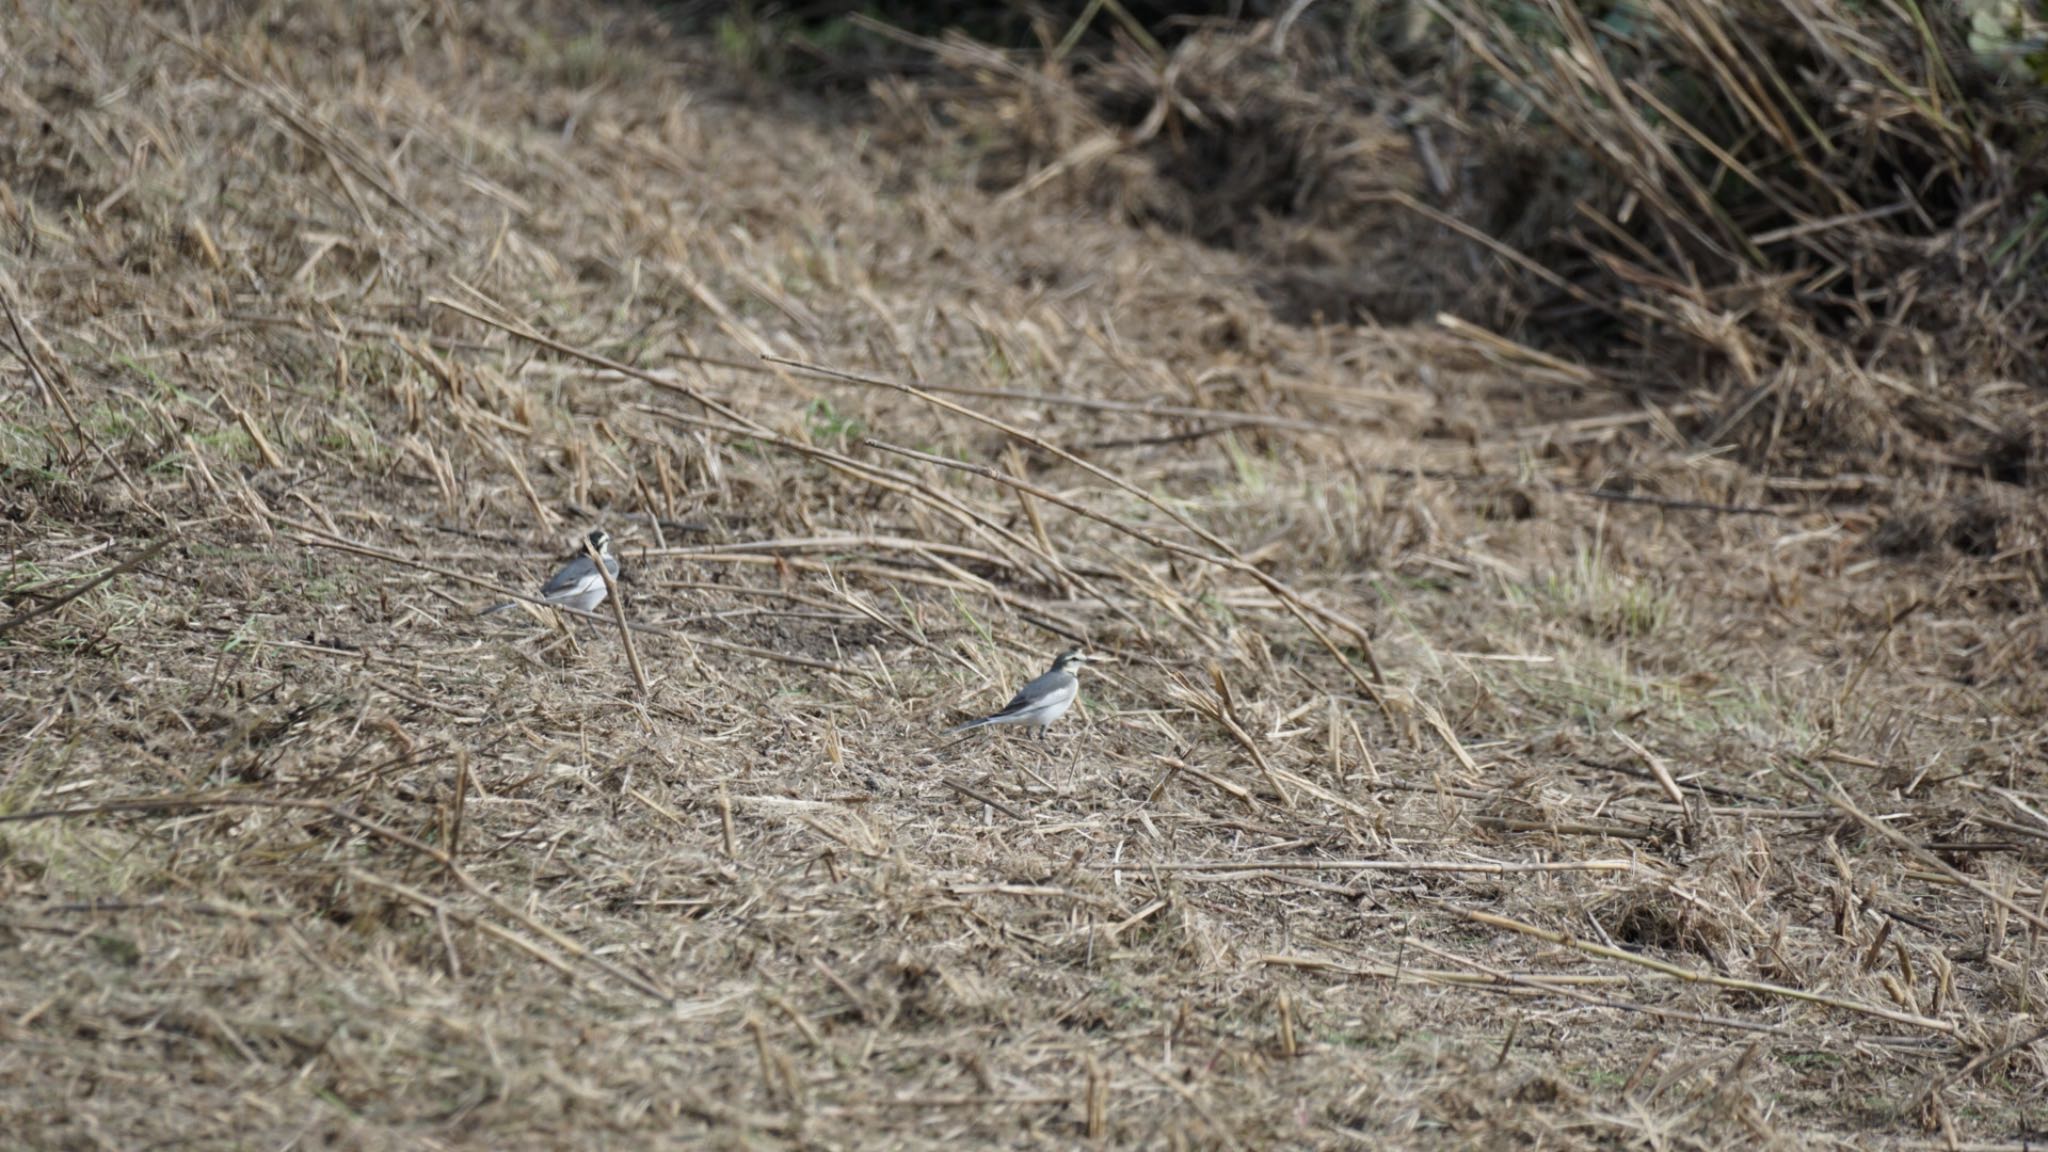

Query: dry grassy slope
1;2;2043;1149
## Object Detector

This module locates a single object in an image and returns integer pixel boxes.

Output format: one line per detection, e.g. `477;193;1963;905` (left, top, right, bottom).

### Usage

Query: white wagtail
481;529;619;618
948;648;1094;740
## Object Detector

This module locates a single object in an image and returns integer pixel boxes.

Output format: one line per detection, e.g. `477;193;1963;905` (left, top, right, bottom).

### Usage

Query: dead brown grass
1;1;2044;1149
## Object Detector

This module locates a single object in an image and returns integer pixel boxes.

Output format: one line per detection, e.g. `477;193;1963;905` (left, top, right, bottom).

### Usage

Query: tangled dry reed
0;1;2043;1148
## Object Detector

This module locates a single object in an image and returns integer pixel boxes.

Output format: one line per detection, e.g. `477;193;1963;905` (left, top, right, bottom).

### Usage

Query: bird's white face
1050;648;1089;674
587;530;611;555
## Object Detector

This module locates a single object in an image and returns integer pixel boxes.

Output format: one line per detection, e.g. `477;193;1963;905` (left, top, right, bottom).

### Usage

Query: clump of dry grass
0;0;2044;1149
865;12;1503;328
1431;0;2048;479
882;1;2048;493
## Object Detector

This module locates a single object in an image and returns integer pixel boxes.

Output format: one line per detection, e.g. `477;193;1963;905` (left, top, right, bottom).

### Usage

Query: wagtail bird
948;648;1094;740
482;529;619;618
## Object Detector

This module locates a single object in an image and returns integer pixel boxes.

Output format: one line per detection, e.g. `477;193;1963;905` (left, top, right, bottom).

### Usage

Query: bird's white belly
548;576;608;615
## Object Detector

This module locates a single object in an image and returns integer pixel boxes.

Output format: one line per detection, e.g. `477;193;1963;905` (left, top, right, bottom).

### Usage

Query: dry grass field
2;1;2045;1148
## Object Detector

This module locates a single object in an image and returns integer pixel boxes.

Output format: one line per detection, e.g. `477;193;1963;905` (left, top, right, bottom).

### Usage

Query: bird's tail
479;600;518;616
946;715;997;734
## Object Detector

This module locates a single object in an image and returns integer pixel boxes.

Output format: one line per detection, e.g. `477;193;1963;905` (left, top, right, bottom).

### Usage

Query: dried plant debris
883;0;2048;484
0;2;2043;1149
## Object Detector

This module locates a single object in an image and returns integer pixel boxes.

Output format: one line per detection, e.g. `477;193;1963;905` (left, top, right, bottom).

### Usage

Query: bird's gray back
540;552;617;596
1005;668;1076;712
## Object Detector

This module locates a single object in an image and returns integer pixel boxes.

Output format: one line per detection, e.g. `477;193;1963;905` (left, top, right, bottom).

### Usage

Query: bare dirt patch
1;2;2043;1149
